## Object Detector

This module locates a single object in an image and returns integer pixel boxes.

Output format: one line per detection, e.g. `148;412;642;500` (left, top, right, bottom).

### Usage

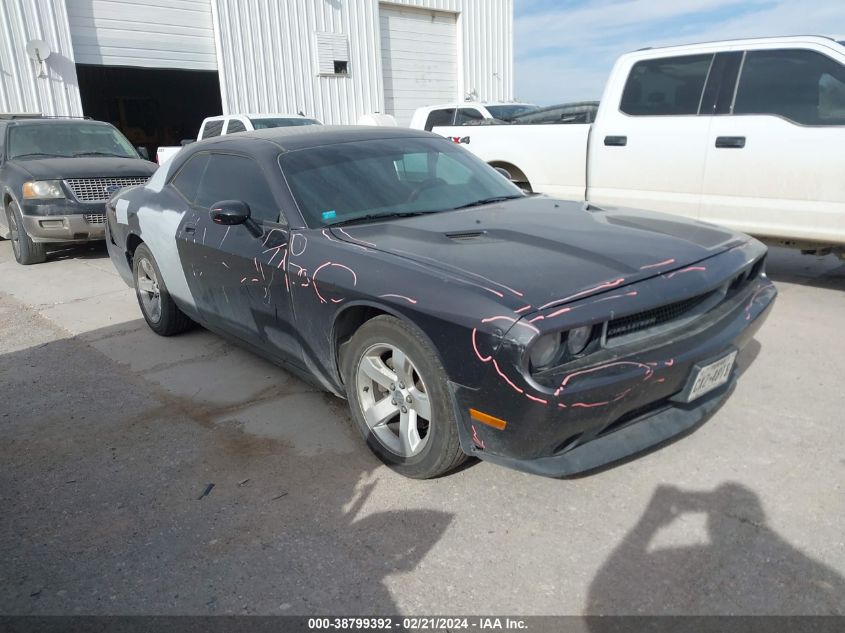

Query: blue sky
513;0;845;105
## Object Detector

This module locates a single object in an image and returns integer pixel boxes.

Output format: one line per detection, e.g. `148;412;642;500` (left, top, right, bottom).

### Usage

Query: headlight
566;325;593;355
529;333;562;369
22;180;65;199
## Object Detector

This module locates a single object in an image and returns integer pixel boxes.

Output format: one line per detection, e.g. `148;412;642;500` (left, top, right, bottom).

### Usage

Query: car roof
204;113;313;121
4;118;112;128
421;102;534;110
192;125;437;153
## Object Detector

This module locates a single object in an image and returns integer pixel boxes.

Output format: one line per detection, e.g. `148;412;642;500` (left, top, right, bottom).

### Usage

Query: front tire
343;315;466;479
132;243;192;336
7;201;46;265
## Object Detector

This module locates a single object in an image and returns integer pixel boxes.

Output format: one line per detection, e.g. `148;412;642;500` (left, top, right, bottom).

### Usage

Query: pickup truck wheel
7;201;46;265
132;243;192;336
343;315;466;479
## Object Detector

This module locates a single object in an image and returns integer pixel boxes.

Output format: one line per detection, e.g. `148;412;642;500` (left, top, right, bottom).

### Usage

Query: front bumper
450;269;777;478
20;200;107;242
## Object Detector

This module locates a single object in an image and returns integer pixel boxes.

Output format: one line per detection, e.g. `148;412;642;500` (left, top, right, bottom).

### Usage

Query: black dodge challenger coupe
105;126;776;478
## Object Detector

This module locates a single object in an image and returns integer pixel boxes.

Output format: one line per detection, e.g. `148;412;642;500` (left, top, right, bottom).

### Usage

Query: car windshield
7;122;138;159
280;136;524;227
250;117;321;129
485;104;538;120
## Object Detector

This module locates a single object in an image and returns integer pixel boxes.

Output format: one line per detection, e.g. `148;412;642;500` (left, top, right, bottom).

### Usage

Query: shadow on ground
586;483;845;615
0;297;453;615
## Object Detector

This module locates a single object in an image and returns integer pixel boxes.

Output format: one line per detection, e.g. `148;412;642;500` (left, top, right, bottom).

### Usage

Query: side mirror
493;167;511;180
180;139;195;146
136;146;150;160
210;200;251;225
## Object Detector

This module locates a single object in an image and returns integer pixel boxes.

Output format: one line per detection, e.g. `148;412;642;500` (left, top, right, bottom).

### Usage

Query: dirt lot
1;239;843;616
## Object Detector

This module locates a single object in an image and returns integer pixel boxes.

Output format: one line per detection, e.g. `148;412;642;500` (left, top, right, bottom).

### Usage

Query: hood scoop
444;230;488;242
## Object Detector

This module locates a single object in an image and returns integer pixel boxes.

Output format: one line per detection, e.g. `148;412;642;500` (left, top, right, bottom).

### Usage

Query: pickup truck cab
409;102;538;131
155;113;321;164
427;36;845;257
0;116;156;264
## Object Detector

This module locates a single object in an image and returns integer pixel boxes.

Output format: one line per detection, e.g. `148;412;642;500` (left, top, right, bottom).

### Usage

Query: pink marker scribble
592;291;638;304
745;286;768;321
539;278;626;311
514;305;533;314
554;361;654;397
312;261;358;304
379;294;418;304
640;258;676;270
666;266;706;279
568;388;632;409
471;425;486;450
337;228;376;248
290;234;308;257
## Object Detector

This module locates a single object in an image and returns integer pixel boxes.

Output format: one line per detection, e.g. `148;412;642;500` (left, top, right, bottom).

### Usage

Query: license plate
684;351;737;403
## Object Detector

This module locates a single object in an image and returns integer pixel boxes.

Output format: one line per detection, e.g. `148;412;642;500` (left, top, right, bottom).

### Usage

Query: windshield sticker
321;210;337;221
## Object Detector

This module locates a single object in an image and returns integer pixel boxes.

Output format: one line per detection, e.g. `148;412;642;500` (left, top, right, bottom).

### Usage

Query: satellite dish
26;39;51;62
25;40;51;78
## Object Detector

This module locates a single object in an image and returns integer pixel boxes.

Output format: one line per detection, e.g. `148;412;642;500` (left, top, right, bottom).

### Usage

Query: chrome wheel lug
399;382;405;389
401;406;407;413
389;384;395;391
406;395;412;403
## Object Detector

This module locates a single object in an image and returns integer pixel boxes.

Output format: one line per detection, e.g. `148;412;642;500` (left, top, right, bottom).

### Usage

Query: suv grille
607;293;712;339
64;177;148;202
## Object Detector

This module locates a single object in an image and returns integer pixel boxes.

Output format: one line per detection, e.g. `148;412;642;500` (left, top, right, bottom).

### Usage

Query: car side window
226;119;247;134
171;153;210;203
194;154;279;222
424;108;456;131
620;54;714;116
201;120;224;139
733;49;845;126
454;108;484;125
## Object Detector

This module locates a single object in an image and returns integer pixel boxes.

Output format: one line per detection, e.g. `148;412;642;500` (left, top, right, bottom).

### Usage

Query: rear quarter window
620;54;713;116
424;108;456;131
201;120;224;139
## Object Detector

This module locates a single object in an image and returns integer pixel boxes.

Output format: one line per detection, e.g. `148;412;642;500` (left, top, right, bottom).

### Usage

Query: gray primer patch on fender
136;205;196;309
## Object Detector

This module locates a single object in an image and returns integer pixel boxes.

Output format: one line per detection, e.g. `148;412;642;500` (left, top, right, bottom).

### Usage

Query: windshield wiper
453;195;523;210
73;151;127;158
328;210;439;227
11;153;62;159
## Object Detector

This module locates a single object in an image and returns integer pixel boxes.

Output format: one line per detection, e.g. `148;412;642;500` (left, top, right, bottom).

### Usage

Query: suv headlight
22;180;65;199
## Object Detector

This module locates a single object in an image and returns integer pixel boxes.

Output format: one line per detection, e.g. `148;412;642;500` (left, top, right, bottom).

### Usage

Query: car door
454;107;485;125
701;45;845;245
589;52;715;219
173;151;298;358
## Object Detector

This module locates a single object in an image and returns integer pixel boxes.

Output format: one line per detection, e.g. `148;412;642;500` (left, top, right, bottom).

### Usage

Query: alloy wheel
356;343;432;457
136;257;162;323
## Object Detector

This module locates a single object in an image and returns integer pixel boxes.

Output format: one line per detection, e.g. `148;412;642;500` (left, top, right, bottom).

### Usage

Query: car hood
14;157;158;180
330;197;748;312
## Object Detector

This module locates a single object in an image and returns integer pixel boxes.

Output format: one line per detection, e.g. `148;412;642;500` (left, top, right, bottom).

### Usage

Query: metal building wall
0;0;82;116
211;0;512;124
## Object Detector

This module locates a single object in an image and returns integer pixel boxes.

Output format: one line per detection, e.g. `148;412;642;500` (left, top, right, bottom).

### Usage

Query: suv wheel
6;201;47;265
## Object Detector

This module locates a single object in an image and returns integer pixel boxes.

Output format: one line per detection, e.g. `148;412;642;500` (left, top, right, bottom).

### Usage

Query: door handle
184;224;196;234
604;135;627;147
715;136;746;148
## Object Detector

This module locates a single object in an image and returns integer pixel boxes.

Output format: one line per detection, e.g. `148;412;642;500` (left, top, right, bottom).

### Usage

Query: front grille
84;213;106;224
607;293;712;339
64;177;148;202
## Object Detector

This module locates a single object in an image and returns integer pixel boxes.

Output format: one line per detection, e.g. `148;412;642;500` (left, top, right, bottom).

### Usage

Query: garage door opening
76;65;222;160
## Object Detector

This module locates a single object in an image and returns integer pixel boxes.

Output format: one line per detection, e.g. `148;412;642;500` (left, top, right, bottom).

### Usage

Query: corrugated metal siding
212;0;512;125
67;0;217;70
0;0;82;116
212;0;382;124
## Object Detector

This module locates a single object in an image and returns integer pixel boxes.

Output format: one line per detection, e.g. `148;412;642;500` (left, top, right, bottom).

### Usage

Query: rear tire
7;201;47;265
132;243;192;336
342;315;466;479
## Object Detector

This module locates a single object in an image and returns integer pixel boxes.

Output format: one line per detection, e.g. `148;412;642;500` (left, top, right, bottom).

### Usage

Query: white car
155;113;321;164
408;102;538;131
429;36;845;258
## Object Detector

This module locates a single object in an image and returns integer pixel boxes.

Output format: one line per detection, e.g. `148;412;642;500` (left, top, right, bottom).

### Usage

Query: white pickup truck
425;36;845;257
155;113;321;164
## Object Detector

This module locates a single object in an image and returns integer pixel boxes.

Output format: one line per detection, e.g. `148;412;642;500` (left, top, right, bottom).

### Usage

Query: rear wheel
6;201;46;265
343;315;466;479
132;243;192;336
